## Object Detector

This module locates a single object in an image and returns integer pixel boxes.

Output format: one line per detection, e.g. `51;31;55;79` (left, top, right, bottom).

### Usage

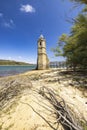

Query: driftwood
0;79;32;110
36;86;83;130
21;86;84;130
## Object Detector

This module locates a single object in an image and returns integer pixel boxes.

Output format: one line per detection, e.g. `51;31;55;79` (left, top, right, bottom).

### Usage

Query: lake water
0;65;36;77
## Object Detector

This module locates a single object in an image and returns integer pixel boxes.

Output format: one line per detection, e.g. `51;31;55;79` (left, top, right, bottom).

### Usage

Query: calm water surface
0;65;36;77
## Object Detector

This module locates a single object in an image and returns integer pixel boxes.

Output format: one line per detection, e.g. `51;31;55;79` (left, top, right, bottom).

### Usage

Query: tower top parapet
38;34;45;42
39;34;44;39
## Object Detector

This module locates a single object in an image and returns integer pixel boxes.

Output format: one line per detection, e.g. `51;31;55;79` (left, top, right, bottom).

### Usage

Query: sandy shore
0;69;87;130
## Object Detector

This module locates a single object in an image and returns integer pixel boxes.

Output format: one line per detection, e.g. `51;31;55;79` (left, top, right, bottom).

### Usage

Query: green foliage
70;0;87;4
51;34;68;57
51;47;63;56
52;13;87;70
82;5;87;12
51;0;87;70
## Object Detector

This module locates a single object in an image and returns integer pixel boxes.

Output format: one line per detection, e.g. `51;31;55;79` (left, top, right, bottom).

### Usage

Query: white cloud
10;19;14;24
18;56;22;59
0;13;3;17
8;57;12;60
0;14;15;29
20;4;35;13
3;19;15;28
3;22;11;28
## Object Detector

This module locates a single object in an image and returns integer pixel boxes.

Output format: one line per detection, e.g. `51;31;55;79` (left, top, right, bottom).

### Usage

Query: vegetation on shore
52;0;87;71
0;59;34;66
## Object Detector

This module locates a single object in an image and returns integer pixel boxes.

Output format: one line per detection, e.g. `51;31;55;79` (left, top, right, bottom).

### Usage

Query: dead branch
37;86;83;130
21;101;57;130
21;86;83;130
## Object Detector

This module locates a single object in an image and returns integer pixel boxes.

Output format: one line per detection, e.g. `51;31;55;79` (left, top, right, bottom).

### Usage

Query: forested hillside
0;59;32;65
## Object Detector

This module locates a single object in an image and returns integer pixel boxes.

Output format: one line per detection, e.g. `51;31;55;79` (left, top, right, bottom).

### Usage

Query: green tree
52;0;87;71
70;0;87;4
52;14;87;70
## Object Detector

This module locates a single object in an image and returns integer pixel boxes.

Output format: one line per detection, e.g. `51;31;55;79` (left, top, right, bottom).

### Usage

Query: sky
0;0;82;63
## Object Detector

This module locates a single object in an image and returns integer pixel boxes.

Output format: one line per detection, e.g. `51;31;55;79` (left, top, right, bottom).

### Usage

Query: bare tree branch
21;86;83;130
37;86;83;130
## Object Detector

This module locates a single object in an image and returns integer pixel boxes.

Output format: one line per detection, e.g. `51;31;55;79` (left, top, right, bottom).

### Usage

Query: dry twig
37;86;83;130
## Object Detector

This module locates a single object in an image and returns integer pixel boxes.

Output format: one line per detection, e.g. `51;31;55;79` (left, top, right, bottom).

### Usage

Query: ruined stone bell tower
37;35;49;70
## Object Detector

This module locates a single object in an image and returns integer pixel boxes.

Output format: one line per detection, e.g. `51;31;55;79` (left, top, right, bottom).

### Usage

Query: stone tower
37;35;49;70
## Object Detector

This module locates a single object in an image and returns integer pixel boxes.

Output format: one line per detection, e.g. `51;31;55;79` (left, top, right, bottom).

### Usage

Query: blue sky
0;0;82;63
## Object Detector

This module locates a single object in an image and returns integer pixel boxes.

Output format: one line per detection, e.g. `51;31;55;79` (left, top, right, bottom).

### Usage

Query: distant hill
0;59;33;65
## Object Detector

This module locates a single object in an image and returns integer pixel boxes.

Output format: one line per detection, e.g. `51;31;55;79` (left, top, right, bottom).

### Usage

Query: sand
0;69;87;130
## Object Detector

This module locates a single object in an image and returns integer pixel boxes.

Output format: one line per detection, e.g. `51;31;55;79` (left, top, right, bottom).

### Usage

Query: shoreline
0;69;52;80
0;68;87;130
0;64;36;66
0;65;36;78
